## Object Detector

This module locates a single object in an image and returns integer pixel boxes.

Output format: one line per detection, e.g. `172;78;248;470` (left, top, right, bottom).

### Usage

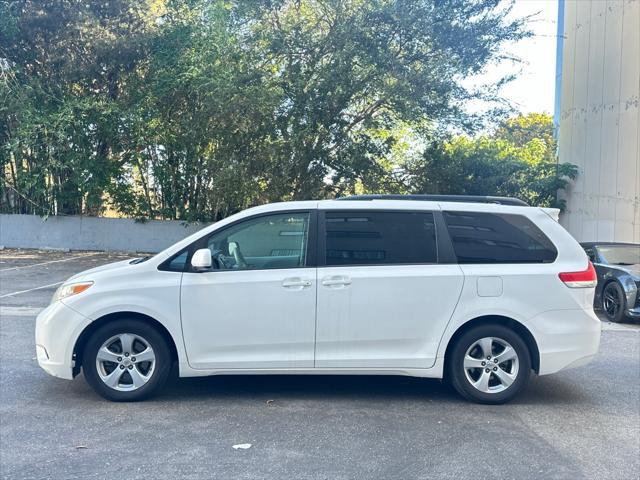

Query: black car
580;242;640;322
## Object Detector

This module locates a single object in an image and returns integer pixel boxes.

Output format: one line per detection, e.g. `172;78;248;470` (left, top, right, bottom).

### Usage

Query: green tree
1;0;157;215
110;0;284;221
1;0;532;221
244;0;529;199
495;112;556;163
406;114;577;209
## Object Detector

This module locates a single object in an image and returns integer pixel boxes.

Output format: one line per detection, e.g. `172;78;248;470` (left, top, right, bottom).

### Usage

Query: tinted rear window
324;211;437;266
444;211;557;264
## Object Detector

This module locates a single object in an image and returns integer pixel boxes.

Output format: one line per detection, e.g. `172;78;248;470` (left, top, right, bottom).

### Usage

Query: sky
502;0;559;114
465;0;560;116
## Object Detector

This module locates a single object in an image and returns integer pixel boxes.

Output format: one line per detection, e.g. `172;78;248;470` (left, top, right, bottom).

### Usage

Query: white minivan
35;195;601;403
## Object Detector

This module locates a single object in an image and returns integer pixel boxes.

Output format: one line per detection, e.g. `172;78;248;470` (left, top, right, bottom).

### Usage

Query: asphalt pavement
1;249;638;480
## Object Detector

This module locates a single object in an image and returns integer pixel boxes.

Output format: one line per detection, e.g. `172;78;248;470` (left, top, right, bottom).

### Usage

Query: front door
180;211;317;369
315;209;464;369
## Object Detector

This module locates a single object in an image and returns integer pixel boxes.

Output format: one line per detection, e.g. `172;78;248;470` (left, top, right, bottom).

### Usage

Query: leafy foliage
406;114;577;209
1;1;573;220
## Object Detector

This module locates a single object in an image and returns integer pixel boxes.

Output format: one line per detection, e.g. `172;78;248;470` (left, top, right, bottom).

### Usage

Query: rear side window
324;211;437;266
444;211;557;264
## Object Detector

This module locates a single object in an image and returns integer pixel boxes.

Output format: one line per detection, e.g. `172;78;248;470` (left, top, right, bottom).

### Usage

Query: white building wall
558;0;640;243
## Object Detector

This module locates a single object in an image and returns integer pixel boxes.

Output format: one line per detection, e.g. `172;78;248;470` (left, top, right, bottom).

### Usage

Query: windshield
596;245;640;265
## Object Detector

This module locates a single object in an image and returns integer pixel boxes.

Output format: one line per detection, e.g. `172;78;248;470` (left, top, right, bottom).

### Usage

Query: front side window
444;211;557;264
205;212;310;270
324;211;437;266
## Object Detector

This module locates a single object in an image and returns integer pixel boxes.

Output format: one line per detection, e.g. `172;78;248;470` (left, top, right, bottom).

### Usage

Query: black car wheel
602;281;626;323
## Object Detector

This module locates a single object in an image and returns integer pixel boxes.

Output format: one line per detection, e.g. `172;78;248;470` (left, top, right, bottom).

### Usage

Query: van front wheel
448;324;531;404
82;319;172;401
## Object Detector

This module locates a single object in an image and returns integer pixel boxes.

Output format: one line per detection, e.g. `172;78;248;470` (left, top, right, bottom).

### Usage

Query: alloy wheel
602;284;622;319
95;333;156;391
463;337;519;394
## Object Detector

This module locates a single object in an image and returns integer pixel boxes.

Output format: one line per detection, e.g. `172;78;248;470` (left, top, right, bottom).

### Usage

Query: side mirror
191;248;212;271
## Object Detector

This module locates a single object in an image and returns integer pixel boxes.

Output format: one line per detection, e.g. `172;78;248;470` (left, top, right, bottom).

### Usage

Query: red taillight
559;262;597;288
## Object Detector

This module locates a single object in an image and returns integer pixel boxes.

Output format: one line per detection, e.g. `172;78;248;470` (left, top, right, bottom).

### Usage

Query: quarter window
444;211;557;264
167;250;189;271
324;211;437;266
206;212;310;270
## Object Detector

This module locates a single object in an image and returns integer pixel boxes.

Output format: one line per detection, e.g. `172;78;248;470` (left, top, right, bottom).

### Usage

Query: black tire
448;324;531;405
82;319;172;401
601;281;627;323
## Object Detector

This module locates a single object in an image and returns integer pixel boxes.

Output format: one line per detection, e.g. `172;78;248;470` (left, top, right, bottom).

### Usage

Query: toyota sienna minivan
35;195;601;404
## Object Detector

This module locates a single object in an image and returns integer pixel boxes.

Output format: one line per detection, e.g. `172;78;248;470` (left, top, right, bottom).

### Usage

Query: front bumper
625;306;640;319
35;301;90;380
527;308;602;375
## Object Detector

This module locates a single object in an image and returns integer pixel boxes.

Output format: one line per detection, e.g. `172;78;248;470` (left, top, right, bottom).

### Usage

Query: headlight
51;281;94;304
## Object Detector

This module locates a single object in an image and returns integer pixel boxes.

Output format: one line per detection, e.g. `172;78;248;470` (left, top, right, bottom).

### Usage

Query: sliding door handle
321;276;352;287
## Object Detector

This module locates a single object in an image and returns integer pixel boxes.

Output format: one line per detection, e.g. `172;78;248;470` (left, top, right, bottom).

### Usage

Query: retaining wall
0;214;206;253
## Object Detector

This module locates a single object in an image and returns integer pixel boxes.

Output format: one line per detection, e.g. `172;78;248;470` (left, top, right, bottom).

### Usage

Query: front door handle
321;276;352;287
282;278;312;289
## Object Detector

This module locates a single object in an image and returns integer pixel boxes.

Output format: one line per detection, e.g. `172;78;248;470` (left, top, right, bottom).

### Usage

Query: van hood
67;258;139;282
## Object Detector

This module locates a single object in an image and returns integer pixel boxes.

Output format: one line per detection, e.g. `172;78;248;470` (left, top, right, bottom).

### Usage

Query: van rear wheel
448;324;531;404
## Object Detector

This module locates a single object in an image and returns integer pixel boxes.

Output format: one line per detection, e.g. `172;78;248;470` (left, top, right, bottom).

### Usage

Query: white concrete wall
0;214;206;253
557;0;640;242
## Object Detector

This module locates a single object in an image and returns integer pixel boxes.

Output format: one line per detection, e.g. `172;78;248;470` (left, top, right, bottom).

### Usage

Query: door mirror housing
191;248;212;271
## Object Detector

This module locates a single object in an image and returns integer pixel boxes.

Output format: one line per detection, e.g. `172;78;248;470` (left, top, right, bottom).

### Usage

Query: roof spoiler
541;207;560;222
336;194;529;207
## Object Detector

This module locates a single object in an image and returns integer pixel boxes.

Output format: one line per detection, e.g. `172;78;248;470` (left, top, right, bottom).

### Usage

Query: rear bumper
35;301;90;380
527;308;601;375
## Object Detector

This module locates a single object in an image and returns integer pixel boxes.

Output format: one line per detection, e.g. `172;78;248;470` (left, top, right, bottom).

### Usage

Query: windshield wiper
129;256;151;264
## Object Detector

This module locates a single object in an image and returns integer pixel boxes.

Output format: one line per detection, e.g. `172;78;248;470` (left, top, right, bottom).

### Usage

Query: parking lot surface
1;249;639;480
